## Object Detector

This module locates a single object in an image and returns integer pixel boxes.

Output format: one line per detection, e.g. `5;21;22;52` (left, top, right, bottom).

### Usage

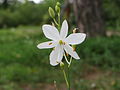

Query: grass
0;26;120;90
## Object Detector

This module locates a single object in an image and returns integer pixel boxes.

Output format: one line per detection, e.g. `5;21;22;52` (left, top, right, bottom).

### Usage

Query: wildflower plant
37;2;86;90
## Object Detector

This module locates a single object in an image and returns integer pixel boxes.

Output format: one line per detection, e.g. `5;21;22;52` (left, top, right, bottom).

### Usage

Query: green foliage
103;0;120;30
0;0;120;30
0;26;120;89
78;36;120;70
0;1;57;28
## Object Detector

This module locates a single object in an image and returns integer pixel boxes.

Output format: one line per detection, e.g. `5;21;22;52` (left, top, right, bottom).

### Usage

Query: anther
73;47;76;51
63;42;66;45
49;42;52;45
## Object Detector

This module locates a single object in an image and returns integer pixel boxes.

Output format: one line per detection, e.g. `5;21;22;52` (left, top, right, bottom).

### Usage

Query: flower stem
53;18;59;26
58;13;60;29
68;56;72;68
62;68;70;90
62;54;73;90
68;67;70;90
68;57;72;90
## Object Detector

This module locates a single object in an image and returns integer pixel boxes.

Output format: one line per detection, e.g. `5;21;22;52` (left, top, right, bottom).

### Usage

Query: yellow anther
73;47;76;51
73;28;77;33
66;52;69;56
72;45;76;51
63;42;66;45
49;42;52;45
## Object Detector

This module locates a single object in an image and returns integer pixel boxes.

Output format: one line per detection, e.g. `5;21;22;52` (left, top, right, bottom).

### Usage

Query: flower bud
48;7;55;18
55;2;61;13
55;5;60;13
60;62;64;68
56;2;61;7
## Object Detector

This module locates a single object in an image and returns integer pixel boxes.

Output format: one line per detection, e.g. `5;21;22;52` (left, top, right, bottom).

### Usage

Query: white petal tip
76;57;80;60
84;34;86;37
71;56;80;60
37;44;40;49
64;19;67;22
42;24;49;31
82;33;86;38
75;56;80;60
50;63;59;66
63;20;68;26
42;25;45;29
37;44;43;49
42;24;47;27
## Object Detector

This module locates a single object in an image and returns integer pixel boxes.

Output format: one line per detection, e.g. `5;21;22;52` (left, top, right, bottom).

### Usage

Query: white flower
37;20;86;66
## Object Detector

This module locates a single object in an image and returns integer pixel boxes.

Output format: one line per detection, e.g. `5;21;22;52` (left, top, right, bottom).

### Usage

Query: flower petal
50;50;59;66
64;44;80;59
65;33;86;45
57;45;64;62
50;45;64;66
60;20;68;39
42;25;60;41
37;41;57;49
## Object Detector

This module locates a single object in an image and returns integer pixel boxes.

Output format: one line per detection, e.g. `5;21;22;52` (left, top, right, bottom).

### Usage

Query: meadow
0;26;120;90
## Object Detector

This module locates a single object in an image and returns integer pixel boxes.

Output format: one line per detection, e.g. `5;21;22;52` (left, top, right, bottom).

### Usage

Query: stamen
49;42;52;45
72;45;76;51
63;42;66;45
73;28;78;33
66;52;69;56
73;47;76;51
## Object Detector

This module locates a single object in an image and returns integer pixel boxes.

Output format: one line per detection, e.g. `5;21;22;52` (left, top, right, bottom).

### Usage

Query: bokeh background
0;0;120;90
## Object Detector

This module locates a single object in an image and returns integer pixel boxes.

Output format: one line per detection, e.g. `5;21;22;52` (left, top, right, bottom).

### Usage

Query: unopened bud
60;62;64;68
48;7;55;18
55;5;60;13
56;2;61;7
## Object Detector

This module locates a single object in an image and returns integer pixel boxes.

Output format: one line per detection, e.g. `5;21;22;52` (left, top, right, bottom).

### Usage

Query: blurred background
0;0;120;90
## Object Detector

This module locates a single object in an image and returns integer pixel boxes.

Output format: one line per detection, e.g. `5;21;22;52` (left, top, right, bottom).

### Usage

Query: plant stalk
62;69;70;90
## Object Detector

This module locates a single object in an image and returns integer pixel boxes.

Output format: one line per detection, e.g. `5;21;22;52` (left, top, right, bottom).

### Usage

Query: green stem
63;54;72;90
62;68;70;90
68;66;71;90
58;13;60;29
53;18;59;26
68;57;72;90
68;57;72;68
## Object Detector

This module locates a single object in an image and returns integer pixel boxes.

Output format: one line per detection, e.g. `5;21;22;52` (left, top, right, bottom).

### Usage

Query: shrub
78;36;120;69
0;1;56;28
